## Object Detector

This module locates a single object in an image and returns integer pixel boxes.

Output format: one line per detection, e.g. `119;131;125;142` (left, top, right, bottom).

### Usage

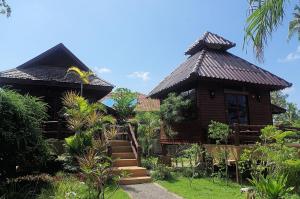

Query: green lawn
158;177;245;199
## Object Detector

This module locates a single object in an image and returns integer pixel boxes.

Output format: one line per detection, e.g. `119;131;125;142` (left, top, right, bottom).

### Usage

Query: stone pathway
122;183;182;199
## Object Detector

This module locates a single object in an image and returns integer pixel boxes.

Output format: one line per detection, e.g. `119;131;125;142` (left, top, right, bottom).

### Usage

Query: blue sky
0;0;299;107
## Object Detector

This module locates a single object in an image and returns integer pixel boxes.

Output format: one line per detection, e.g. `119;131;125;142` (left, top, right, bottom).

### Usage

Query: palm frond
288;4;300;41
67;66;94;84
244;0;288;62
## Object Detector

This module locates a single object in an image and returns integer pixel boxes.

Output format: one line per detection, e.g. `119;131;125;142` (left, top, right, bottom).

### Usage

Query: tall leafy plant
62;91;115;156
136;112;160;157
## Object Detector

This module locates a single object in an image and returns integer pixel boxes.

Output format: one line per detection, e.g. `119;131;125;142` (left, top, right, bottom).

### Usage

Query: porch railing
230;124;300;146
43;120;73;139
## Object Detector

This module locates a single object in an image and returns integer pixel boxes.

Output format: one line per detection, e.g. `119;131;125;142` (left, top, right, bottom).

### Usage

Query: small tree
111;88;137;123
160;93;191;125
66;66;94;96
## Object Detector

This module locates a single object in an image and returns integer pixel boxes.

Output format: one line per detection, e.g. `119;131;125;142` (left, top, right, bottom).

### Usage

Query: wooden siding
160;80;273;144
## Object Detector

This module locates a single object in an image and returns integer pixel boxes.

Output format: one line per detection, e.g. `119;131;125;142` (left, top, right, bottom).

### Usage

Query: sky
0;0;299;107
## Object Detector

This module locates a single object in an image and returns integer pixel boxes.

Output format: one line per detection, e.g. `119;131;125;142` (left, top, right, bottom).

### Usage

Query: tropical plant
65;132;94;156
249;174;294;199
111;88;137;122
244;0;300;61
0;0;10;17
0;88;49;178
136;112;160;157
62;91;115;134
240;125;300;190
66;66;94;96
289;4;300;41
160;93;191;125
77;139;124;199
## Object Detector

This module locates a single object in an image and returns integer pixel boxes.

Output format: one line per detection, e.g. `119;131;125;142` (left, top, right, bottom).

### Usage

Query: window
225;94;249;124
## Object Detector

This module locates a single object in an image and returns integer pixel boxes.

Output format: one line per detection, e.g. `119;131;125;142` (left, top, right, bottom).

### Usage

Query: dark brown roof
149;32;291;97
185;31;236;55
0;43;114;88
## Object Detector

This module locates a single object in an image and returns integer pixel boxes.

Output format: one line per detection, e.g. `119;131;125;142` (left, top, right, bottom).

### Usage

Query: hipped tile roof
149;32;291;97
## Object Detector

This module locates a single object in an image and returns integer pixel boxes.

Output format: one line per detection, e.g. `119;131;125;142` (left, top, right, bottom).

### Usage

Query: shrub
249;174;294;199
0;89;49;178
141;157;157;170
151;164;173;180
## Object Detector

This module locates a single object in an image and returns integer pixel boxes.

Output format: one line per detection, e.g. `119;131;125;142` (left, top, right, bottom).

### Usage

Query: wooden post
235;161;240;184
57;120;61;139
233;123;240;146
137;146;142;167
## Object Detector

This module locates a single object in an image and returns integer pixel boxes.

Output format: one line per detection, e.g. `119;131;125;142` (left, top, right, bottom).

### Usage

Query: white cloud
128;71;150;81
278;46;300;63
92;67;112;74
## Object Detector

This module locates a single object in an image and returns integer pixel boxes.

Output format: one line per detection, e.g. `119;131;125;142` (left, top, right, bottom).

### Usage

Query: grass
158;177;245;199
37;173;130;199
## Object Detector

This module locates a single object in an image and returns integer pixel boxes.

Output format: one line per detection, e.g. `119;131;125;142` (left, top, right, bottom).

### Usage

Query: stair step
119;176;152;185
112;166;148;177
112;152;135;159
113;159;138;167
110;140;130;147
111;146;132;153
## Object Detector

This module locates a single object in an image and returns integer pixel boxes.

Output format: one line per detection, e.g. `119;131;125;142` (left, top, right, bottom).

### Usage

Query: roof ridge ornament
185;31;236;56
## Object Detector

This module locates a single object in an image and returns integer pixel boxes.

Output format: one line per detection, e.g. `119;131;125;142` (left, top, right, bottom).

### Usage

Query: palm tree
289;5;300;41
244;0;300;61
0;0;11;17
66;66;94;96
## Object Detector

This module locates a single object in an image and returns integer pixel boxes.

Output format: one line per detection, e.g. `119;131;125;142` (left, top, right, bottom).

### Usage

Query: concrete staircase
110;139;151;185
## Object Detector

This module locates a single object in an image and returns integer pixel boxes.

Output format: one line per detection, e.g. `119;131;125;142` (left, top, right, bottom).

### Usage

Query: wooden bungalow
149;32;291;147
0;43;114;137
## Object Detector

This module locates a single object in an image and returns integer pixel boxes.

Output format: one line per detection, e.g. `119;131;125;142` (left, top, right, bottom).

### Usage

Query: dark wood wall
160;80;273;144
3;83;107;121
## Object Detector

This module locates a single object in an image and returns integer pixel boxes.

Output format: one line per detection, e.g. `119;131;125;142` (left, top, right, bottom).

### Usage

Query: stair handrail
127;123;141;166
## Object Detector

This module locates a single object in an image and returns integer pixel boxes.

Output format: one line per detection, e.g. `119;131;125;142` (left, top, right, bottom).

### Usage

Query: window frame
224;93;249;125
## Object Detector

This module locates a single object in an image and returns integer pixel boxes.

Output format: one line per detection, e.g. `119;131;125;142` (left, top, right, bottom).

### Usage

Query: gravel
122;183;182;199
